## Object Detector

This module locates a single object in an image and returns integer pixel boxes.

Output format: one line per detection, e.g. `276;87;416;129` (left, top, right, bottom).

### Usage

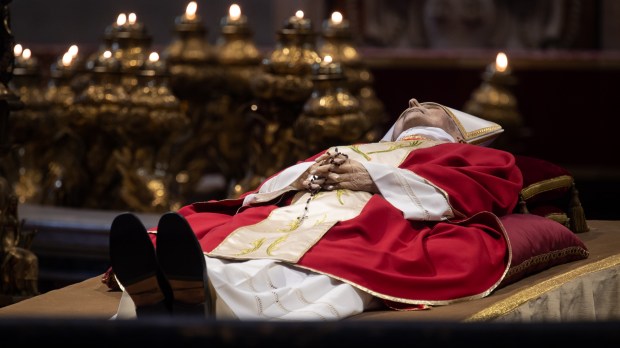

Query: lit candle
116;13;127;27
15;47;39;71
483;51;515;85
144;51;163;72
331;11;343;26
328;11;350;30
185;1;198;21
22;48;31;60
316;54;342;77
323;10;350;34
149;51;159;62
68;44;79;58
288;10;311;30
128;12;137;25
222;3;248;27
229;4;241;21
13;43;23;57
62;52;73;67
495;52;508;73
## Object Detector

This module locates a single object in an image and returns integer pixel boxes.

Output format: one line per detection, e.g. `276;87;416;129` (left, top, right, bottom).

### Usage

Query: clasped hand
293;150;379;194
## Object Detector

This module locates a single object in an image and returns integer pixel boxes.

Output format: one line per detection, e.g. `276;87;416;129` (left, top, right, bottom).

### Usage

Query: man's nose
408;98;421;107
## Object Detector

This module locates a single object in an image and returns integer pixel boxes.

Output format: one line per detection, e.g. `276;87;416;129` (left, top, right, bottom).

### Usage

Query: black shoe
109;212;172;317
156;212;212;317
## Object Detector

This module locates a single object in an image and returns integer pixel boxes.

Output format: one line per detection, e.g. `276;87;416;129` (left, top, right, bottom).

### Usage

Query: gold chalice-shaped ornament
319;11;387;142
216;3;262;98
163;1;221;102
294;55;370;158
162;1;228;203
464;52;526;152
8;45;49;204
213;3;263;184
41;47;89;207
109;12;153;93
75;50;132;209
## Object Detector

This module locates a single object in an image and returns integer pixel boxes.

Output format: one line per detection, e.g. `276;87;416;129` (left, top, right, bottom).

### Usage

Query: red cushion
515;154;573;205
498;213;589;288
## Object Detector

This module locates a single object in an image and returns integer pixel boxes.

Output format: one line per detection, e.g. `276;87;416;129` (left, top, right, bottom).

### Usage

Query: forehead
421;102;457;124
421;102;449;113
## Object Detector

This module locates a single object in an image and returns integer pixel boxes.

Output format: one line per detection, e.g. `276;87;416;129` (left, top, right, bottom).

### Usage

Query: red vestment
166;142;523;306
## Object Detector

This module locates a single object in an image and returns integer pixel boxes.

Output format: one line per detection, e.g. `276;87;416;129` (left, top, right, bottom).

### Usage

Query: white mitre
382;98;504;146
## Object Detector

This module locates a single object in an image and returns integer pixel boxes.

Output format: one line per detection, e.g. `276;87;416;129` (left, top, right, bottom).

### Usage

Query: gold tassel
569;182;589;233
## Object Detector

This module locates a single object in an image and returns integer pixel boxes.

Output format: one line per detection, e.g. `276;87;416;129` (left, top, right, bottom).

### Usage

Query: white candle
149;52;159;62
128;12;137;25
495;52;508;73
13;43;23;57
116;13;127;26
185;1;198;21
330;11;343;25
62;52;73;67
229;4;241;21
68;44;79;58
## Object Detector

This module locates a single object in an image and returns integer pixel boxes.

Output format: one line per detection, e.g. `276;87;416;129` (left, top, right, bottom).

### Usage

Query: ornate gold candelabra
1;0;39;304
74;50;131;209
319;11;387;142
41;47;87;206
230;10;321;197
161;1;227;203
8;45;50;204
164;2;221;101
213;4;262;188
110;12;153;93
464;52;528;153
118;52;187;212
294;55;370;158
216;4;262;97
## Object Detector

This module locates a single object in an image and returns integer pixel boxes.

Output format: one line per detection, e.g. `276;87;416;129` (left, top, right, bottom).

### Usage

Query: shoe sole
109;212;167;311
156;212;212;316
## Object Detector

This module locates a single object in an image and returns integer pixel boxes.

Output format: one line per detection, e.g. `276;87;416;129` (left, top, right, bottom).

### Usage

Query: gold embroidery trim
520;175;573;201
504;247;589;280
465;253;620;322
348;145;371;161
365;141;423;155
466;125;503;139
423;102;502;142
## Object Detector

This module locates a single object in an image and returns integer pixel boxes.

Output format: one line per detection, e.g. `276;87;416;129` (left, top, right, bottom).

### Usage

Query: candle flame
62;52;73;66
128;13;137;25
103;50;112;59
323;55;333;64
331;11;343;24
13;43;23;57
22;48;31;60
229;4;241;20
68;45;78;57
186;1;197;20
496;52;508;72
295;10;304;19
117;13;127;26
149;52;159;62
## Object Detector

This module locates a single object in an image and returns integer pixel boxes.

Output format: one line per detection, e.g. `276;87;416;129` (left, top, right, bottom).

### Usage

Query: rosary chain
297;148;349;222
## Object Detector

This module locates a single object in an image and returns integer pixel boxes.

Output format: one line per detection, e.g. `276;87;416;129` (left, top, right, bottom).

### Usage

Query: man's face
391;101;460;141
